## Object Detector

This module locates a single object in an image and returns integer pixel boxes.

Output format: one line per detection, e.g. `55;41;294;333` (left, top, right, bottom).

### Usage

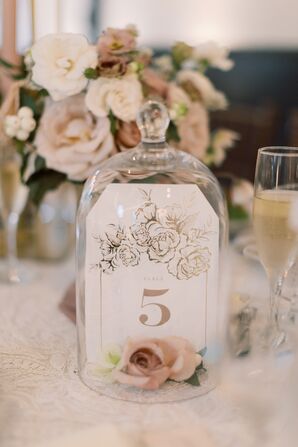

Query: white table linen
0;248;269;447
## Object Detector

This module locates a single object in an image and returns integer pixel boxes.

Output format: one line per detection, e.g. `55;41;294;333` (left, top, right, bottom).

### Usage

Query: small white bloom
16;129;29;141
85;74;143;122
230;179;254;214
194;41;234;71
181;58;199;70
18;106;33;119
20;117;36;132
5;115;20;130
94;344;122;382
4;126;17;138
205;129;239;166
177;70;228;110
154;55;173;73
3;108;36;141
31;33;98;101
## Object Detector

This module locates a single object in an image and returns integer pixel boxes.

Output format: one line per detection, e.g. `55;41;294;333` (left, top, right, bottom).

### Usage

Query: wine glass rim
259;146;298;156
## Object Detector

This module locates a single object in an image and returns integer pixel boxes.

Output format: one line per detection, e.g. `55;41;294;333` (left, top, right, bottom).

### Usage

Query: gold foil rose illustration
94;189;211;280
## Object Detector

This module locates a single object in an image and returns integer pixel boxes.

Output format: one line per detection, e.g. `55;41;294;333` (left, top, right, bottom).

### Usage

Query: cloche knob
136;100;170;144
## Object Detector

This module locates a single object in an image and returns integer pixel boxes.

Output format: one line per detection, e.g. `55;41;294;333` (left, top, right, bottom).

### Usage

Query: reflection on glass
0;144;29;283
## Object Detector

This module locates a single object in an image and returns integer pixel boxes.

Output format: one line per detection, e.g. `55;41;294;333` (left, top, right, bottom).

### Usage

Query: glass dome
76;101;228;402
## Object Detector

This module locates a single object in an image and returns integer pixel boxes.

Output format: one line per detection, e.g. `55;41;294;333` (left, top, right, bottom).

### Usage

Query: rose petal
113;366;170;390
117;338;165;371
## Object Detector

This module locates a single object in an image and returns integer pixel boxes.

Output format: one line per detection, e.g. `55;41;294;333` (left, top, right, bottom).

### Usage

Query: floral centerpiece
0;25;239;205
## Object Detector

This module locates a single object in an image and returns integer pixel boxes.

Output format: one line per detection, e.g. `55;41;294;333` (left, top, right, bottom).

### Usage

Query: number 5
139;288;170;327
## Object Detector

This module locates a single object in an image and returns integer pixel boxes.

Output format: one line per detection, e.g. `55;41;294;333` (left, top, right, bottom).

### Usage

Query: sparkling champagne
253;190;298;275
0;159;28;219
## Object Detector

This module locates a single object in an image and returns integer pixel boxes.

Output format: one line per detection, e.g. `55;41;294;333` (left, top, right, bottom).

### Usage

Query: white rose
230;179;254;214
31;33;98;101
34;95;114;181
85;74;143;122
194;41;234;71
204;129;239;166
177;70;228;110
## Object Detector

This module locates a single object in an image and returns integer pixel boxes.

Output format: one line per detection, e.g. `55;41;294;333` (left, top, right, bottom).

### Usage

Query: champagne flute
253;147;298;345
0;144;29;283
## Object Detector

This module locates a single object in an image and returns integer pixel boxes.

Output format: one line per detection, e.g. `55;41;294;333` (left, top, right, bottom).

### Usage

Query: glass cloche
76;100;228;402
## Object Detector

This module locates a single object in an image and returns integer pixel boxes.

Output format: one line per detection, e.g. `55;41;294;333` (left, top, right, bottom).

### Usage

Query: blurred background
1;0;298;182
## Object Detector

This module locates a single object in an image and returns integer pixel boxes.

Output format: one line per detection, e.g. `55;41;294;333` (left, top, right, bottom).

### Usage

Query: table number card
85;184;219;363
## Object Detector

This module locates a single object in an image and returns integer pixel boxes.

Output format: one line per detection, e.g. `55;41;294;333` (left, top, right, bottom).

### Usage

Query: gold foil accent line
205;271;208;346
99;268;103;350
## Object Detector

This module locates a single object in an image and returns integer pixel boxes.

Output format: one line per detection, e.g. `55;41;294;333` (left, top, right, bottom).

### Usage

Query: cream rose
177;102;210;159
31;33;98;101
167;83;191;109
203;128;239;166
177;70;227;110
34;95;114;181
230;179;254;215
113;336;202;390
194;41;234;71
85;75;143;122
141;68;168;98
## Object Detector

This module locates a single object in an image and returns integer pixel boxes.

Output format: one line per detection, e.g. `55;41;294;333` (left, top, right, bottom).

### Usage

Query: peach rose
34;95;114;181
113;336;202;390
115;121;141;150
141;68;168;98
176;102;210;159
97;25;137;56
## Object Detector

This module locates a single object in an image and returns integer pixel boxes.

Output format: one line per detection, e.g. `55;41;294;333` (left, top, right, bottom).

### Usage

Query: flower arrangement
0;25;238;205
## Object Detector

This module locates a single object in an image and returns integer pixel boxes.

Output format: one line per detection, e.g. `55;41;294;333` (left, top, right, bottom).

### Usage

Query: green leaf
34;155;46;172
167;121;180;142
14;139;26;154
39;89;49;97
196;362;207;373
84;67;99;80
20;152;30;179
26;169;67;206
0;56;19;70
198;59;210;73
228;204;249;221
198;347;207;357
109;111;118;135
185;372;200;387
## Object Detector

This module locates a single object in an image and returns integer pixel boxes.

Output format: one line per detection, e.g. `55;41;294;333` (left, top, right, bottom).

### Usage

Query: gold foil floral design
93;189;211;280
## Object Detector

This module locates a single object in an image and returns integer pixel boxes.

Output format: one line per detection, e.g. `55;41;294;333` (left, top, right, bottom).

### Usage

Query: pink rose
97;26;137;56
176;102;210;159
141;68;168;98
113;336;202;390
98;55;129;77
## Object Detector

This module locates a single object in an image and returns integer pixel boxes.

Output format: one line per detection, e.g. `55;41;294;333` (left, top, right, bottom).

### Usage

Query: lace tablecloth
0;250;267;447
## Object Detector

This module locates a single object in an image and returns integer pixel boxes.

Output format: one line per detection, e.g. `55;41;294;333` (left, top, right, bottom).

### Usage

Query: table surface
0;245;269;447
